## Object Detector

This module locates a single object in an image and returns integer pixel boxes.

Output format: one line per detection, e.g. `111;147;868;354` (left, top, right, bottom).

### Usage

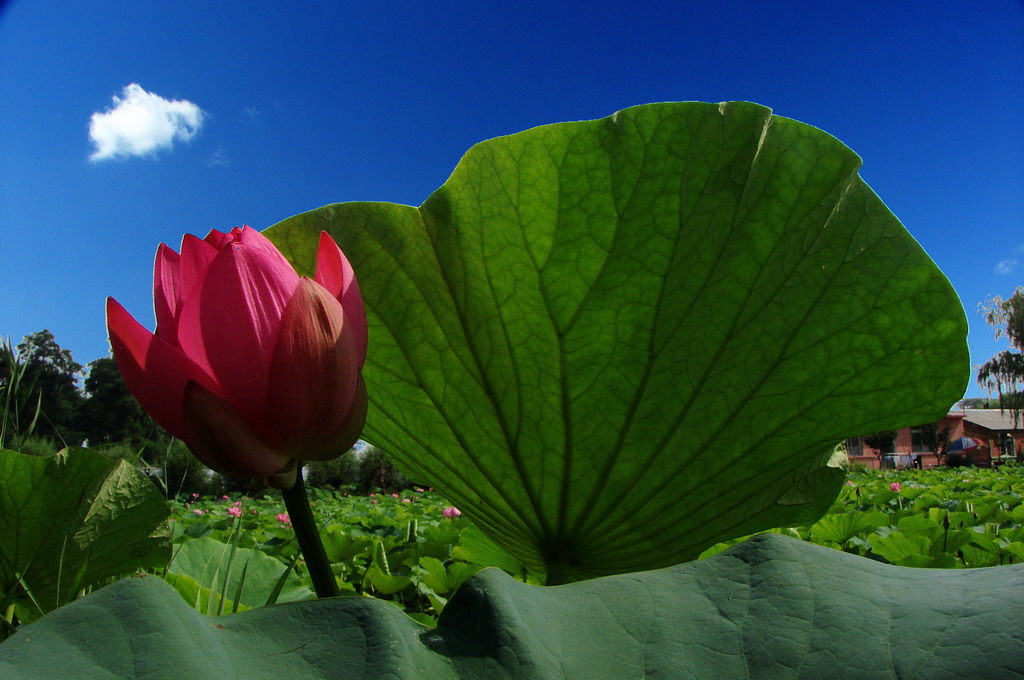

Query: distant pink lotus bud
443;507;461;519
415;488;424;493
222;495;230;501
228;506;243;518
889;482;902;493
250;509;258;515
402;498;412;503
107;227;367;479
276;512;291;525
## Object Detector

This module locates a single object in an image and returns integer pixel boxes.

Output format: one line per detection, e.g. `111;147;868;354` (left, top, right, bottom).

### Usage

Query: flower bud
107;227;367;479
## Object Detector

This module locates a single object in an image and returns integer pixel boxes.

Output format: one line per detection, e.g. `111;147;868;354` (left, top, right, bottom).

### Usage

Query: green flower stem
280;464;339;598
2;603;16;640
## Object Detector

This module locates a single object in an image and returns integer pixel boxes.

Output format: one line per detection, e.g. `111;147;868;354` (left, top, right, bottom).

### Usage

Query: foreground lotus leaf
1;534;1020;679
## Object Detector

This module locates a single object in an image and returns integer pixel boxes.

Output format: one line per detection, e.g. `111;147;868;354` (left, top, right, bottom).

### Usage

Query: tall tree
863;430;897;466
915;421;951;466
14;330;83;443
76;356;157;446
978;286;1024;426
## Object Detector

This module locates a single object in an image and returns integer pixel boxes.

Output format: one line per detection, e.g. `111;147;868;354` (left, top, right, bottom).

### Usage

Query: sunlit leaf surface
269;102;968;579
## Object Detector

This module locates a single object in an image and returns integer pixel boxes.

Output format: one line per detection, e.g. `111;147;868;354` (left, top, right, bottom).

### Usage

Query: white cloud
996;259;1019;275
88;84;205;161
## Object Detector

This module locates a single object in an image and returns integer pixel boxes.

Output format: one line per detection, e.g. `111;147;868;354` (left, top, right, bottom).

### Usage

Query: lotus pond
162;464;1024;624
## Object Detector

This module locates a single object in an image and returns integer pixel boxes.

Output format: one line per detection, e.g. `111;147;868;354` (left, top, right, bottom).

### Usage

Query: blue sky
1;1;1021;398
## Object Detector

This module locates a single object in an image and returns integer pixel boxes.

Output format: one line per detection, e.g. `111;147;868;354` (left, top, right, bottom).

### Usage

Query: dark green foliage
3;331;82;444
863;430;897;457
357;447;413;493
304;453;360;489
7;435;57;457
75;356;157;446
945;453;970;468
0;339;41;449
3;335;157;451
146;437;226;498
959;396;1006;409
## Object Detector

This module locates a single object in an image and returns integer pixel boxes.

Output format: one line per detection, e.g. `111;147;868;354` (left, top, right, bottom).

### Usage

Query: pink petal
179;234;219;296
239;225;298;270
106;297;219;440
180;380;291;478
300;377;367;461
263;278;361;454
153;244;181;337
203;228;234;249
164;234;218;346
176;235;299;420
315;231;367;366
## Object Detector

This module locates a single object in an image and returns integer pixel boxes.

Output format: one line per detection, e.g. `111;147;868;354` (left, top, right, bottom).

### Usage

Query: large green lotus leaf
0;448;171;620
166;536;314;609
267;102;968;580
1;534;1020;678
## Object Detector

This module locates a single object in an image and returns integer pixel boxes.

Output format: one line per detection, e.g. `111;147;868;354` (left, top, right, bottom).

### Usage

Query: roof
959;409;1024;431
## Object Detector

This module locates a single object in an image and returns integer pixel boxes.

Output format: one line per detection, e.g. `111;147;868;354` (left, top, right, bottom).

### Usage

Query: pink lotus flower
107;226;367;479
443;507;461;519
391;493;399;498
193;508;204;516
227;506;243;518
889;482;902;493
276;513;291;525
402;498;412;503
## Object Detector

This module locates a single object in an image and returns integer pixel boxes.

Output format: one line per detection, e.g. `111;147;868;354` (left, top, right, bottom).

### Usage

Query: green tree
76;356;157;446
863;430;897;466
959;397;1002;409
12;330;83;443
915;421;951;466
978;286;1024;426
